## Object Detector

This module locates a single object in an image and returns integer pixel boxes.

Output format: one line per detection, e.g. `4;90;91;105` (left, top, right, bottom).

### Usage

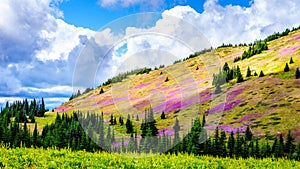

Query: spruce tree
214;83;222;94
259;70;265;77
228;131;235;158
33;123;38;148
119;116;124;126
296;68;300;79
284;63;290;72
246;66;251;77
254;71;258;76
236;66;244;83
126;114;134;134
223;62;230;72
285;130;295;156
245;126;253;141
173;118;180;146
219;130;227;157
254;139;260;158
165;76;169;82
110;114;114;125
161;111;166;119
290;57;294;64
99;88;104;94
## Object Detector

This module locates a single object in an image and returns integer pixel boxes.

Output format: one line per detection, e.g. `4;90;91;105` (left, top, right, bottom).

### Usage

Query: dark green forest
1;101;300;160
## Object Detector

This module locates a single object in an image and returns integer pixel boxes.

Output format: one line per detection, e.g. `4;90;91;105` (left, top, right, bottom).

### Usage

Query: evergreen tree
135;115;139;121
290;57;294;64
254;71;258;76
236;66;244;83
33;123;38;148
219;130;227;157
110;114;114;125
214;83;222;94
285;130;295;157
246;66;252;77
161;111;166;119
296;141;300;160
259;70;265;77
296;68;300;79
228;131;235;158
245;126;253;141
202;114;206;127
126;114;134;134
119;116;124;126
284;63;290;72
99;88;104;94
187;117;202;154
223;62;230;72
165;76;169;82
173;118;180;147
254;139;260;158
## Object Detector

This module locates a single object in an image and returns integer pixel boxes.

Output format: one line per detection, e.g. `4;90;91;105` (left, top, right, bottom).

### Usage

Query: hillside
51;28;300;140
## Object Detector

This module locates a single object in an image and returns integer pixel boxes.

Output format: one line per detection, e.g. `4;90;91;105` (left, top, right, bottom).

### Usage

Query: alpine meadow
1;0;300;168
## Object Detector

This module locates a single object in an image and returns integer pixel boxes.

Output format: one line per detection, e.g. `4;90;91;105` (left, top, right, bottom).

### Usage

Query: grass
1;147;300;168
40;29;300;140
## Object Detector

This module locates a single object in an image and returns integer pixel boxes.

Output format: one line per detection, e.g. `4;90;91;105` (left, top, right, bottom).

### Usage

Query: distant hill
52;27;300;141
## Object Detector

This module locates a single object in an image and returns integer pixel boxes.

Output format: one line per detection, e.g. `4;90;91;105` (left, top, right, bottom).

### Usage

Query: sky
0;0;300;109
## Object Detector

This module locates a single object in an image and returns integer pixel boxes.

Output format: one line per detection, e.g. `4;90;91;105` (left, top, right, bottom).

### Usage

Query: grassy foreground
0;147;299;169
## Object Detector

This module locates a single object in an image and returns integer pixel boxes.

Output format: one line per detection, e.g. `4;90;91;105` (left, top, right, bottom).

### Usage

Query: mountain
52;27;300;141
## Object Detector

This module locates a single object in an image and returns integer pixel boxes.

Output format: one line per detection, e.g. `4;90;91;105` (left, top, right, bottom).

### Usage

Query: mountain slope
51;28;300;140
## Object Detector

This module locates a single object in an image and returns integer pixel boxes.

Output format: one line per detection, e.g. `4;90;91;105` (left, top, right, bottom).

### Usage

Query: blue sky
58;0;252;30
0;0;299;109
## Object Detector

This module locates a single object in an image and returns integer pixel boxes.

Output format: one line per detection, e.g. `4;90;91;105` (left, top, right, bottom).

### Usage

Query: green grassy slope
44;29;300;140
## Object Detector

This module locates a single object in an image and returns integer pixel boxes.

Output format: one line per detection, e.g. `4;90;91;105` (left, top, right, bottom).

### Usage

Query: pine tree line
0;98;46;124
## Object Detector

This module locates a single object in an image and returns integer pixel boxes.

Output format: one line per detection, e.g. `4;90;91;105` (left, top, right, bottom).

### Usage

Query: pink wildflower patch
278;44;300;58
135;82;151;89
205;100;242;114
235;113;263;123
158;128;174;136
218;125;247;134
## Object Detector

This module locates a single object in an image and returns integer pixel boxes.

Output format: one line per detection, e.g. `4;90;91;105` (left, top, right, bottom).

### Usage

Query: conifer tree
219;130;227;157
161;111;166;119
223;62;230;72
214;83;222;94
285;130;295;156
202;114;206;127
290;57;294;64
126;114;134;134
228;131;235;157
99;88;104;94
136;115;139;121
246;66;252;77
284;63;290;72
110;114;114;125
173;118;180;147
33;123;38;148
254;71;258;76
255;139;260;158
296;68;300;79
187;117;202;154
259;70;265;77
245;126;253;141
165;76;169;82
236;66;244;83
119;116;124;126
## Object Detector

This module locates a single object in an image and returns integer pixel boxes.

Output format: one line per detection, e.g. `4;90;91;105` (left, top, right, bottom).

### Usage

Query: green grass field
0;147;299;169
